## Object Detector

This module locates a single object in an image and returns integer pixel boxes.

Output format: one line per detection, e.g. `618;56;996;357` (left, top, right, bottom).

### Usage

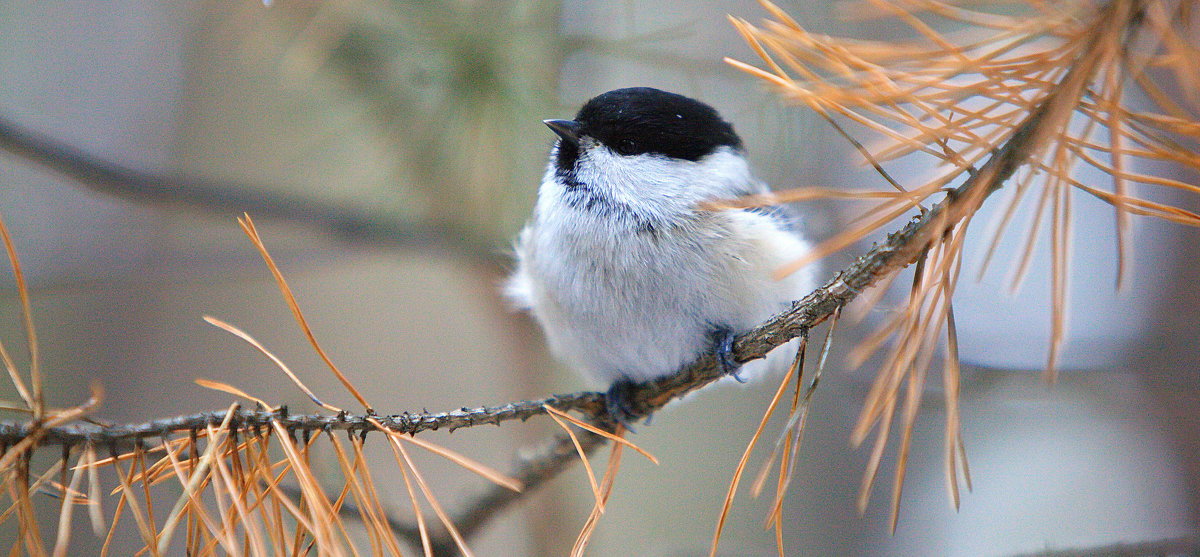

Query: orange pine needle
109;445;163;557
542;404;658;464
570;429;626;557
194;378;276;412
156;403;242;555
546;409;604;510
266;419;343;554
337;434;404;556
0;211;41;419
238;213;373;413
326;433;401;556
394;445;433;557
376;419;524;491
709;339;804;557
203;314;340;413
383;431;474;557
761;308;836;528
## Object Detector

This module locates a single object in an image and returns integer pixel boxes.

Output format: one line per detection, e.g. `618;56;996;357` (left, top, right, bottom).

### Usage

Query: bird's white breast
507;147;814;385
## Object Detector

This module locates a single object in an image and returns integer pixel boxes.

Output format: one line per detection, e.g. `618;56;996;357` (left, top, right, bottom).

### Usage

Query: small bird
506;87;815;423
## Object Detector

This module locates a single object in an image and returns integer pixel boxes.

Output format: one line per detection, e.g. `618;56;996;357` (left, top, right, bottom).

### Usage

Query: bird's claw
602;329;742;430
604;379;641;432
714;327;744;382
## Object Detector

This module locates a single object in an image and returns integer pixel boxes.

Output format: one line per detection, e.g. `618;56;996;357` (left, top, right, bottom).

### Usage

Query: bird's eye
612;138;638;156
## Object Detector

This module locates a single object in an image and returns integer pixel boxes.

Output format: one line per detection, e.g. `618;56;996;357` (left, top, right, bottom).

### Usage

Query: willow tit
506;87;815;422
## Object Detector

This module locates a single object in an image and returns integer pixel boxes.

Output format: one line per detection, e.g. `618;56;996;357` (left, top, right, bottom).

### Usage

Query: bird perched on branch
507;87;815;424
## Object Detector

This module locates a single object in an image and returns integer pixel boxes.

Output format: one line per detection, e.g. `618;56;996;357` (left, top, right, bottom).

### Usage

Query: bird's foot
713;327;744;382
604;379;645;431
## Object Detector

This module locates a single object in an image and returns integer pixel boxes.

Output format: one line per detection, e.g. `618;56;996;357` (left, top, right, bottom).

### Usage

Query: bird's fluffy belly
526;216;789;384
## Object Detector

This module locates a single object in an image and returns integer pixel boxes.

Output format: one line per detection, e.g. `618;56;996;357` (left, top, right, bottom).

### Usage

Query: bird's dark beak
543;119;582;146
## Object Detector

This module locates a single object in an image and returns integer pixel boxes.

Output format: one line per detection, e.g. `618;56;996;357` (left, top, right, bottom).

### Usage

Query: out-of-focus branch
451;428;608;539
0;115;499;261
1007;534;1200;557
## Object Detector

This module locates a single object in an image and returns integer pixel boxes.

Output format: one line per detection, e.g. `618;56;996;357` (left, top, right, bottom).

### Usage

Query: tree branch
451;428;608;540
0;115;497;259
0;392;605;449
1006;534;1200;557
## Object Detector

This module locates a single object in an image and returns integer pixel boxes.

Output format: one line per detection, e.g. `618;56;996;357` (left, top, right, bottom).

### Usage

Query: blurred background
0;1;1195;555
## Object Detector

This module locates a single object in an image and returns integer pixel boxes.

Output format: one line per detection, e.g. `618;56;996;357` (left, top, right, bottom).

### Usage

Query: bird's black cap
551;87;742;169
